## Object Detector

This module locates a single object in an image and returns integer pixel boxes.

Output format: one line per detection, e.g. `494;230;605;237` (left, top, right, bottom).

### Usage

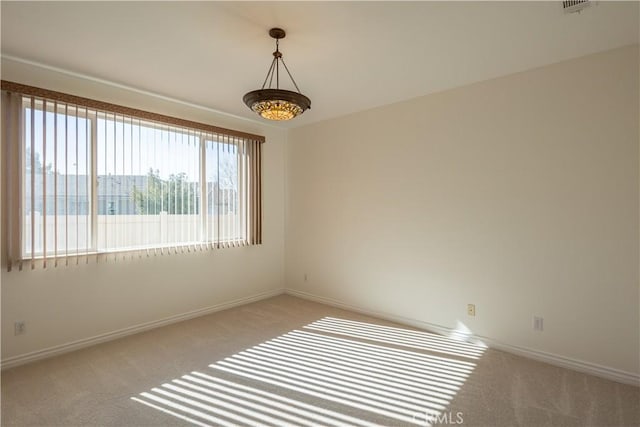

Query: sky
26;106;238;185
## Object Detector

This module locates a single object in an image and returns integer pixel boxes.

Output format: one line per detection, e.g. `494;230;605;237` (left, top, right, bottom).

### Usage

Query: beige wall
286;46;640;375
3;46;638;377
1;58;287;361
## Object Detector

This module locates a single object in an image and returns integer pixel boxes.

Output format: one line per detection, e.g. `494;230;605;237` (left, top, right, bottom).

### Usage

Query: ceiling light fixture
243;28;311;121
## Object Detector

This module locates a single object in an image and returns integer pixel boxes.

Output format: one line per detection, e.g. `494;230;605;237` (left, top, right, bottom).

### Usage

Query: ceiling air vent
562;0;591;13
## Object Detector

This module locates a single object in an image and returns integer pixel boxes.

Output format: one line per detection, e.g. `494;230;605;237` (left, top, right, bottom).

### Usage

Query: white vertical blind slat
248;139;252;245
248;139;252;244
199;131;205;251
210;136;215;250
183;127;188;252
157;124;162;256
103;112;108;260
75;104;79;265
191;129;196;251
230;136;234;247
229;137;233;246
112;112;117;262
121;113;126;261
90;110;98;262
187;128;192;251
226;135;231;248
167;125;172;254
244;138;249;245
194;130;199;250
222;134;227;248
191;129;196;250
239;138;244;245
234;137;238;246
171;125;178;255
85;107;89;264
216;134;221;249
139;119;148;257
129;115;134;259
53;102;58;266
181;127;186;253
234;137;239;247
185;128;190;251
29;97;35;269
42;100;47;267
152;122;157;256
64;104;69;266
229;135;234;247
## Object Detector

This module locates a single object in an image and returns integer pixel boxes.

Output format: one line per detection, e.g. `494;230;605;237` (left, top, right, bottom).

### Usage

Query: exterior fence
23;212;242;255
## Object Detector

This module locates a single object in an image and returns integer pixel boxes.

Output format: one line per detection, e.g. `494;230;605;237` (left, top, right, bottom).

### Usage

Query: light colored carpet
2;294;638;426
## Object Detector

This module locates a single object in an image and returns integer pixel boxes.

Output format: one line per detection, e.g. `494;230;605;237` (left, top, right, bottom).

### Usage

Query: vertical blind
1;81;263;271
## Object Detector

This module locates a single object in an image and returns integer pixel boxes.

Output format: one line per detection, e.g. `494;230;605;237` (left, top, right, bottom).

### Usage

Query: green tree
133;169;199;215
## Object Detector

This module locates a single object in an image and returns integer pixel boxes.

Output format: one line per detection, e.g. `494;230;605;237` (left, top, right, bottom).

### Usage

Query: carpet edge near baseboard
284;288;640;387
1;288;286;370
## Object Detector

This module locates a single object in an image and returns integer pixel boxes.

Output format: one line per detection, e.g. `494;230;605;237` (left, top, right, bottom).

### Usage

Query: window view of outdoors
205;139;239;243
95;116;202;251
23;104;92;255
23;101;242;257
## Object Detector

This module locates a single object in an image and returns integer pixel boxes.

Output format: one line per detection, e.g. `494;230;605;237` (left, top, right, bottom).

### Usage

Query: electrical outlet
467;304;476;317
14;321;26;336
533;316;544;331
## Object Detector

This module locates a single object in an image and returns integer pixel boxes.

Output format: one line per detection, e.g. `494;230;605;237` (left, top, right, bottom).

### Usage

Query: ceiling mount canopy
243;28;311;121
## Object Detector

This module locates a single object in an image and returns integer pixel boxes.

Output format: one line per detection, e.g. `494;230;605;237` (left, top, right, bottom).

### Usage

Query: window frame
2;80;264;271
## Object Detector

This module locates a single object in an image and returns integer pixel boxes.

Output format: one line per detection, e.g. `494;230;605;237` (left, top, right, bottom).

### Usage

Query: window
2;82;263;270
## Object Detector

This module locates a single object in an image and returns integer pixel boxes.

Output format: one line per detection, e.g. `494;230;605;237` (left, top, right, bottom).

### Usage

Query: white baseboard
1;288;285;370
5;286;638;387
285;288;640;387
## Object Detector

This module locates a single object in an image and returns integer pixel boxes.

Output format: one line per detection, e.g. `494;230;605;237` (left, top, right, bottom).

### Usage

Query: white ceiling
1;1;638;128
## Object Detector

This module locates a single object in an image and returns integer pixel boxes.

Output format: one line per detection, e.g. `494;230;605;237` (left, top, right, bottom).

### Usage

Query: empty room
1;2;638;426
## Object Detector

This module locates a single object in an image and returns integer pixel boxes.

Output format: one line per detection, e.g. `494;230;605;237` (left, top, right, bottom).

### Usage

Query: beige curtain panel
1;81;263;271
